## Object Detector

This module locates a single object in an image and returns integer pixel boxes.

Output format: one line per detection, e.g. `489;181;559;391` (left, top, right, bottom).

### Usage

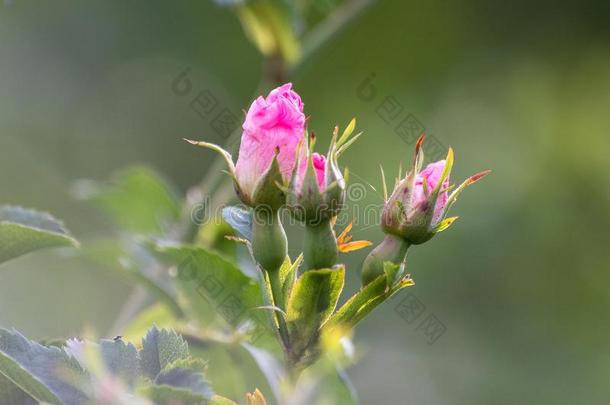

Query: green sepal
277;254;302;309
288;153;325;223
252;155;286;209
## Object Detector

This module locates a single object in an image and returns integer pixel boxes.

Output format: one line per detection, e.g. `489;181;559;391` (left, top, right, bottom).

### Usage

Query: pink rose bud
184;84;305;273
362;135;490;285
234;83;306;206
288;119;361;225
184;83;306;209
412;159;449;227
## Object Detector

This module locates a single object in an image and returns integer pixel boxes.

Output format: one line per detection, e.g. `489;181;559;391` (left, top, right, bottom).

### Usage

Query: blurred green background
1;0;609;404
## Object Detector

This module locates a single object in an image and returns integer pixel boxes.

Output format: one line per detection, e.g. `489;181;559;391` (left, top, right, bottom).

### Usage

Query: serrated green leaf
324;272;415;336
0;328;87;405
138;384;208;405
0;206;78;265
99;339;140;386
74;166;180;234
323;274;387;333
154;366;213;400
286;266;345;356
139;326;189;380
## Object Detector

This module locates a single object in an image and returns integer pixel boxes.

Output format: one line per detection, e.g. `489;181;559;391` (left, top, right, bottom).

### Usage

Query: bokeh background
1;0;609;404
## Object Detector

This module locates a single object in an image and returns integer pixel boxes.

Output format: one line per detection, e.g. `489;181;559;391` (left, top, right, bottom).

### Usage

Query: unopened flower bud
362;135;490;285
287;120;361;269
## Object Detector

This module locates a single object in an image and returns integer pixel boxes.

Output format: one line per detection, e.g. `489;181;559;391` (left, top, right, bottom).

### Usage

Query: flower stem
251;207;291;346
251;207;288;273
361;234;410;285
304;219;338;270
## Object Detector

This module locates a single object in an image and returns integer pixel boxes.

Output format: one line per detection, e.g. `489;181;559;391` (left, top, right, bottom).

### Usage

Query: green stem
361;234;410;285
251;208;287;272
304;219;338;270
251;207;290;346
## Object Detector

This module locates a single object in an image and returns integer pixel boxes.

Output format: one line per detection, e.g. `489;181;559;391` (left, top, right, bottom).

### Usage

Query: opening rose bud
362;135;490;285
185;83;305;208
234;83;306;206
286;120;362;269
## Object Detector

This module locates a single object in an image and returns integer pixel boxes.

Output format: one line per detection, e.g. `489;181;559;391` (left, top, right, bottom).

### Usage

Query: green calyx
361;234;410;286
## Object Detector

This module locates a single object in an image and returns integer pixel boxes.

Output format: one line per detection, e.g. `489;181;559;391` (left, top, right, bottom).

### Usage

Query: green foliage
0;206;78;265
99;339;140;385
74;166;181;234
140;327;190;380
0;328;87;404
324;269;414;336
154;243;264;329
286;266;345;361
0;326;221;404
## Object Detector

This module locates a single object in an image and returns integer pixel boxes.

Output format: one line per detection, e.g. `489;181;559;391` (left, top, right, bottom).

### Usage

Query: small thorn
183;138;198;145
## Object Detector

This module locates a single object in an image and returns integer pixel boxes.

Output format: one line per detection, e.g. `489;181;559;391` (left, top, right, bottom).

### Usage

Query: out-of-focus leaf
196;218;238;260
154;244;264;329
155;366;213;400
138;384;209;404
0;373;37;404
139;326;189;380
234;0;301;64
0;206;78;265
222;205;253;241
241;343;284;404
99;339;140;386
73;166;181;234
0;328;87;405
286;266;345;356
210;394;239;404
82;239;183;317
